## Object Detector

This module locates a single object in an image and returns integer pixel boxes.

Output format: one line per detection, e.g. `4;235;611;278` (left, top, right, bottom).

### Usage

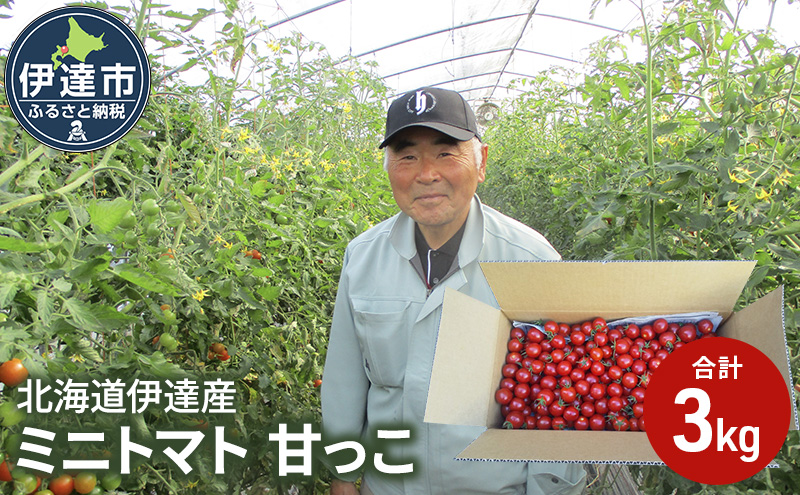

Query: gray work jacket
321;196;586;495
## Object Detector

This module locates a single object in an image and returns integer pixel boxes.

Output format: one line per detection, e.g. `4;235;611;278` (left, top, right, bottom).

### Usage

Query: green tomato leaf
268;194;285;205
87;197;133;234
313;217;335;228
178;192;203;227
36;289;54;328
65;336;103;363
138;352;187;380
576;215;607;238
0;235;57;253
0;283;18;307
127;138;155;157
654;121;680;136
211;279;234;299
250;180;270;198
52;278;73;292
723;130;740;155
251;268;272;278
256;285;280;301
64;164;89;185
64;297;104;333
771;221;800;237
69;255;111;283
237;288;269;309
113;264;180;296
719;31;735;51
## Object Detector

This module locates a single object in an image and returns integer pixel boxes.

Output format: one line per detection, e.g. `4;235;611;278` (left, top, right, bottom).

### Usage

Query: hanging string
448;0;456;85
349;0;353;58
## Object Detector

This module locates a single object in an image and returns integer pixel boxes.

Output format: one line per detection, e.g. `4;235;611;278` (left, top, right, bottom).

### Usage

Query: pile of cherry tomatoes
494;316;716;431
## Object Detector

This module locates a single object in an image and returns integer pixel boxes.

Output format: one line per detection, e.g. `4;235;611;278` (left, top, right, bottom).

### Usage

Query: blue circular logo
5;7;150;152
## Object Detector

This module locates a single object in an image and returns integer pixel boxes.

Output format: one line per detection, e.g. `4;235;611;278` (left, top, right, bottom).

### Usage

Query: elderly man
321;87;586;495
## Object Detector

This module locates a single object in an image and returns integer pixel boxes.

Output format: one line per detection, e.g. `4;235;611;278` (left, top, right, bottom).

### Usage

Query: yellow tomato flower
773;169;794;187
755;188;772;201
192;289;209;302
726;200;739;213
728;168;752;184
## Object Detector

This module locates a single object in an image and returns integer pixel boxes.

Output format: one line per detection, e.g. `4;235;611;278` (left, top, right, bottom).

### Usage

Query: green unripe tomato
141;198;160;216
165;200;181;212
146;222;161;238
275;214;290;225
119;210;137;229
4;432;22;456
162;309;177;324
160;334;178;352
100;473;122;491
0;400;27;427
14;472;39;493
187;184;206;195
123;230;138;245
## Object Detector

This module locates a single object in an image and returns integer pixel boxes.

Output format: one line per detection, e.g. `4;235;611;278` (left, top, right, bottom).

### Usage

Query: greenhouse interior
0;0;799;494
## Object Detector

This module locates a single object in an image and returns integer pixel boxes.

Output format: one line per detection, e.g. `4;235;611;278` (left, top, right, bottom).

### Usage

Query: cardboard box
424;260;799;464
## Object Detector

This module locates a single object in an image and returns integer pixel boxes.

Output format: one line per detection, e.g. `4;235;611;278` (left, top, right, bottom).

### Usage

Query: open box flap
720;286;798;430
457;429;662;463
425;288;510;426
481;260;756;323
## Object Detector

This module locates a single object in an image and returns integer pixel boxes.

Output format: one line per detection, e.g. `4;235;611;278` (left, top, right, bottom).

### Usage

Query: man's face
385;127;486;243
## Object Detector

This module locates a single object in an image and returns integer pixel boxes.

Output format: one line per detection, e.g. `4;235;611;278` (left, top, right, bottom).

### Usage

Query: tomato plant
0;7;393;491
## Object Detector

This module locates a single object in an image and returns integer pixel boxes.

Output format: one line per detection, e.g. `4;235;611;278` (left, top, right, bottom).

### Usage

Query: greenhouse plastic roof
2;0;799;108
250;0;800;105
256;0;642;103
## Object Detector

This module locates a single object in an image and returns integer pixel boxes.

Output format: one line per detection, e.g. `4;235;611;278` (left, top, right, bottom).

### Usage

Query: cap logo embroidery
407;90;436;115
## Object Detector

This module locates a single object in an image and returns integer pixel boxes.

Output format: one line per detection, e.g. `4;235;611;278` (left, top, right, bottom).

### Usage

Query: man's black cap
379;87;479;149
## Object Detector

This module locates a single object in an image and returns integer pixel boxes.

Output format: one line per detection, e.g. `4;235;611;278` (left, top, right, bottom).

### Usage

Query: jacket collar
389;195;485;267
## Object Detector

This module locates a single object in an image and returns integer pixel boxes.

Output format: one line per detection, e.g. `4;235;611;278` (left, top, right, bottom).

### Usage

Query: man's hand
330;479;359;495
